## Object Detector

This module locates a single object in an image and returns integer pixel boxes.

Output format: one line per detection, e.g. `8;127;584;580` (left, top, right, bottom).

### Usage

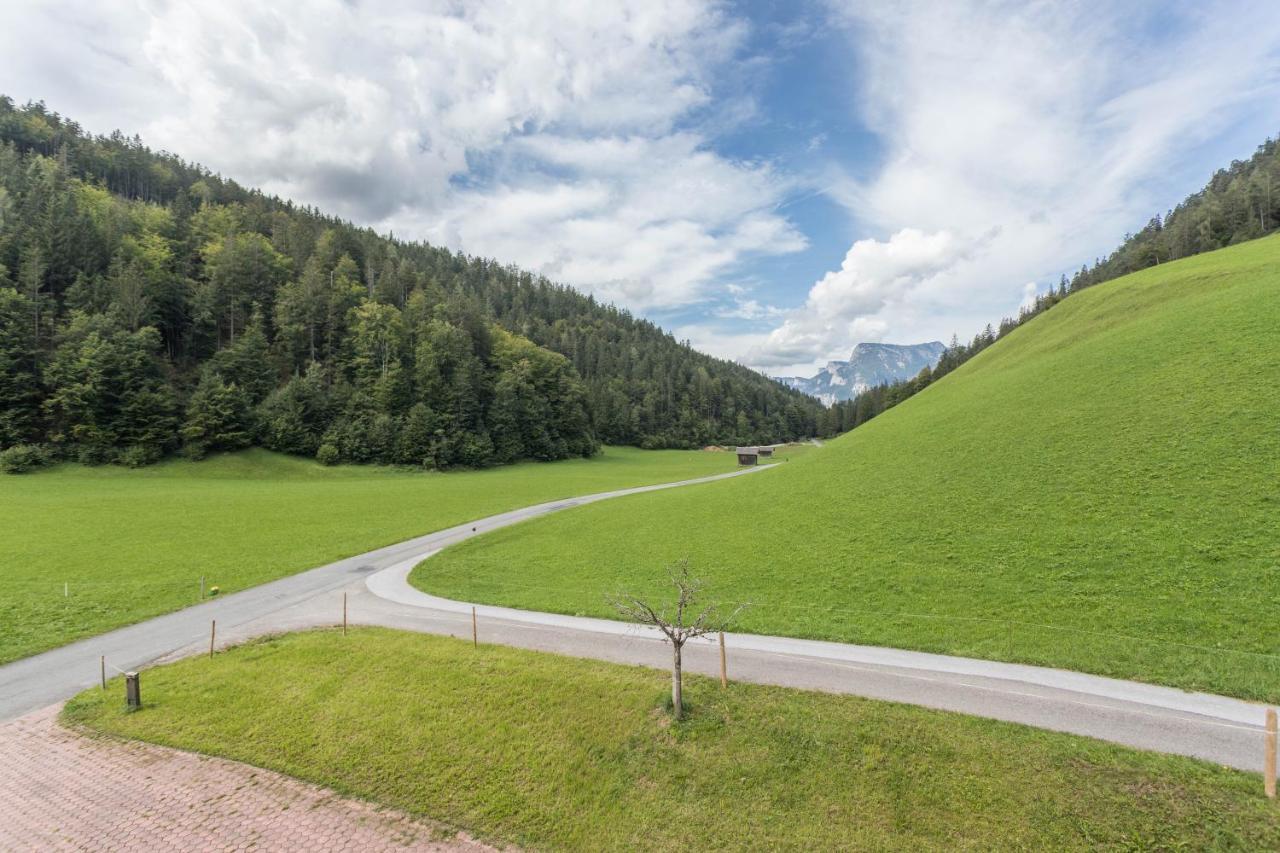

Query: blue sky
4;1;1280;375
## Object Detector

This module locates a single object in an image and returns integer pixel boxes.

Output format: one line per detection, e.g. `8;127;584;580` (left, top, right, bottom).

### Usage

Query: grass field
416;237;1280;701
0;446;742;665
65;629;1280;851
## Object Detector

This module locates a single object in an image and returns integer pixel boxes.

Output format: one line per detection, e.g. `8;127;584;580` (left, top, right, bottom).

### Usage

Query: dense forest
0;97;824;470
819;134;1280;436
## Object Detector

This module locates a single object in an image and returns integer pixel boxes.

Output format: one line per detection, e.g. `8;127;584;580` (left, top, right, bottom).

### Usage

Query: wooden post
125;672;141;710
200;575;205;601
100;655;106;690
719;631;728;688
1266;708;1277;799
472;606;478;648
343;592;348;636
209;619;216;658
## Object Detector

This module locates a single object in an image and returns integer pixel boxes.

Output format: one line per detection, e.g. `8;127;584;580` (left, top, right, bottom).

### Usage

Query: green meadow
65;629;1280;851
417;237;1280;701
0;446;739;664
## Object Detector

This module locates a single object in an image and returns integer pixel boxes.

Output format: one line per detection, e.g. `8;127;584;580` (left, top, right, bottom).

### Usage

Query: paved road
1;460;1273;775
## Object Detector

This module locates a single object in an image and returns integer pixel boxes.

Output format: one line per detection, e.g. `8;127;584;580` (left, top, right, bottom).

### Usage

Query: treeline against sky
0;97;825;470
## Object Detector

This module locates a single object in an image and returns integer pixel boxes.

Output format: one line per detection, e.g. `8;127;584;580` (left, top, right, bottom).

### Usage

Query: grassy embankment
0;446;744;664
416;236;1280;701
65;629;1280;851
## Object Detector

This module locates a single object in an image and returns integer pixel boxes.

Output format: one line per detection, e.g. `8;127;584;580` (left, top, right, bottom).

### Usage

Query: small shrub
0;444;50;474
315;443;340;466
76;444;115;466
117;444;163;468
180;441;209;461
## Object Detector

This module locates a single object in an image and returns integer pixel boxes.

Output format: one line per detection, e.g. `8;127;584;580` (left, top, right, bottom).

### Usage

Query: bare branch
607;591;677;641
684;600;751;641
609;559;750;643
607;558;750;721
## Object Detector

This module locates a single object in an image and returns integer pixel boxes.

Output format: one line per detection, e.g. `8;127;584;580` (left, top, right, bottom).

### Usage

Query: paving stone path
0;705;495;852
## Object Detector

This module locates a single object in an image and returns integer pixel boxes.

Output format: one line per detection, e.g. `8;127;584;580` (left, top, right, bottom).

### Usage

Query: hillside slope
418;236;1280;700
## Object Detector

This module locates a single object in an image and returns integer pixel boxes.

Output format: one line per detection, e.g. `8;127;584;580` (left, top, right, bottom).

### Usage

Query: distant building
757;446;774;457
736;447;758;466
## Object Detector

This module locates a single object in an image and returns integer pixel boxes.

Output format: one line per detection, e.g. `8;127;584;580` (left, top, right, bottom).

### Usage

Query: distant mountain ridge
779;342;946;405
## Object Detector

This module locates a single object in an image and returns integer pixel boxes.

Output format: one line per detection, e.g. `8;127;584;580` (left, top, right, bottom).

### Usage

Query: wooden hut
735;447;758;466
757;446;774;458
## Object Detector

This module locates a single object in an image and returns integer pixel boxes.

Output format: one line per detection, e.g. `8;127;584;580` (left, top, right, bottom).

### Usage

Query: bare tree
610;559;746;720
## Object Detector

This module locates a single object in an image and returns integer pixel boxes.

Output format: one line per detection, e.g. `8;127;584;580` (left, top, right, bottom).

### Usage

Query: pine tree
0;281;40;447
182;371;255;457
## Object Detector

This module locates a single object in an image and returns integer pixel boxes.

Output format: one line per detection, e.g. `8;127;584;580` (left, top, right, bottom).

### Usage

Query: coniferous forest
0;98;825;470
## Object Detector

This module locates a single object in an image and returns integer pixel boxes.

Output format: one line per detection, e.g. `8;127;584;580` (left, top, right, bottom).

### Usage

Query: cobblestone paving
0;705;496;852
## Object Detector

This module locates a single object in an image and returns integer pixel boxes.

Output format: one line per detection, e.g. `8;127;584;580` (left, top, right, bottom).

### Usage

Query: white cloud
669;322;774;367
0;0;806;313
745;0;1280;373
416;132;806;309
715;297;783;322
133;0;724;204
748;228;964;367
1018;281;1039;312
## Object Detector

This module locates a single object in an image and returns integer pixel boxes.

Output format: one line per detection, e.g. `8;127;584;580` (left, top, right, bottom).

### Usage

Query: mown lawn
0;446;739;664
65;629;1280;851
416;237;1280;701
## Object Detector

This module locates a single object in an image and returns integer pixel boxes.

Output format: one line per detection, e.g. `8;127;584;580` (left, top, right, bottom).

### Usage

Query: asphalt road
1;461;1272;775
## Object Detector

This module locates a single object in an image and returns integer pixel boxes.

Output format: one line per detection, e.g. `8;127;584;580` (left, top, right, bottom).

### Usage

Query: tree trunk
671;642;684;720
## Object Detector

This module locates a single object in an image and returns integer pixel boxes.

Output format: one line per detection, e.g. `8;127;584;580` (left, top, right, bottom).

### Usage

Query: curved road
0;461;1272;775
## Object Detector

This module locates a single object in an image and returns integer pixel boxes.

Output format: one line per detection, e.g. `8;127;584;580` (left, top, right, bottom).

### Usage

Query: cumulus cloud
1018;281;1039;312
417;132;806;309
134;1;733;218
748;228;964;367
0;0;805;313
740;0;1280;374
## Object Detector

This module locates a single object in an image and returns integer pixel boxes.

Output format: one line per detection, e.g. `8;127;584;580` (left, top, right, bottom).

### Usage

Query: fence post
209;619;216;659
343;592;348;636
200;575;205;601
719;631;728;688
125;672;141;711
100;655;106;690
1266;708;1277;799
472;606;478;648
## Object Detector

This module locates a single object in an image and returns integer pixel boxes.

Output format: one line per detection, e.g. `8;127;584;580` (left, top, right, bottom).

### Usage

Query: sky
4;1;1280;377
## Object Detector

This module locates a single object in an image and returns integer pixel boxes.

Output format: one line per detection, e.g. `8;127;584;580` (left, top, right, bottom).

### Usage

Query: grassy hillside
0;446;739;664
417;236;1280;700
66;629;1280;851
